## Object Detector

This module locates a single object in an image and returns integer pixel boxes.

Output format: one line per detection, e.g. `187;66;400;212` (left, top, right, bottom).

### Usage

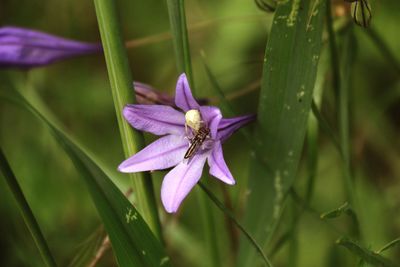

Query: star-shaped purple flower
118;74;255;213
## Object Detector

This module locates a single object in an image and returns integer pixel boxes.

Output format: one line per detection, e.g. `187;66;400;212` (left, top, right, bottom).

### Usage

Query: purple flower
118;73;255;213
0;26;101;68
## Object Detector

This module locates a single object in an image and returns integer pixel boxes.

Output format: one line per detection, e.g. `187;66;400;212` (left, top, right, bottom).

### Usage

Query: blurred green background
0;0;399;266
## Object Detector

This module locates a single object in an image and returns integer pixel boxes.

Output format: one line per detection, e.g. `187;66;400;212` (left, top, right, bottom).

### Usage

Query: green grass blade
238;0;327;266
376;238;400;254
320;202;360;235
166;0;194;88
338;28;357;208
198;182;274;267
305;44;329;203
0;148;58;267
93;0;161;238
311;100;342;154
337;237;399;267
1;89;172;267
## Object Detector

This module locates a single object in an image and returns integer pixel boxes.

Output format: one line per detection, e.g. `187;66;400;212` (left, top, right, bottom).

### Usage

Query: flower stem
0;148;57;267
93;0;161;238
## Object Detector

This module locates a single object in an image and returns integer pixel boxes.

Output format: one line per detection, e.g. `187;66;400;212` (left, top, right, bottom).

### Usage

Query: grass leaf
93;0;161;237
376;238;400;254
0;148;58;267
0;89;172;267
237;0;327;266
337;237;399;267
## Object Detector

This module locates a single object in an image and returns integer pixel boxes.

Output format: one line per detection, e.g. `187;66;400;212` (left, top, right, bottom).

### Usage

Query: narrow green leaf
1;89;172;267
0;148;58;267
337;237;399;267
93;0;161;237
376;238;400;254
338;28;357;206
310;100;342;154
305;44;329;203
320;201;361;234
166;0;194;89
238;0;327;266
320;202;350;219
198;182;274;267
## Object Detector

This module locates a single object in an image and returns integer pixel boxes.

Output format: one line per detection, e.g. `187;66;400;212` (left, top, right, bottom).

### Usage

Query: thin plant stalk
198;181;274;267
326;0;356;208
0;148;57;267
93;0;161;238
166;0;194;89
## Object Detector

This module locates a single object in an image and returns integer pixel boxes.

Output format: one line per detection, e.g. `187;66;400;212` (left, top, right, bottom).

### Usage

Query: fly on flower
118;73;255;213
184;109;211;160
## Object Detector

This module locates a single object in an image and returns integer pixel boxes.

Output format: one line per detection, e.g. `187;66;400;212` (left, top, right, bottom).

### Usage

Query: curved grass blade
337;237;399;267
198;182;274;267
0;89;172;267
0;148;58;267
376;238;400;254
238;0;327;266
93;0;161;238
320;202;360;237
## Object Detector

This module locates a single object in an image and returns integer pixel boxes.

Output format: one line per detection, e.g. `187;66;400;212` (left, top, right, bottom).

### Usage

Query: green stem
0;148;57;267
198;191;220;267
326;1;355;208
93;0;161;238
326;0;341;104
198;182;274;267
166;0;194;90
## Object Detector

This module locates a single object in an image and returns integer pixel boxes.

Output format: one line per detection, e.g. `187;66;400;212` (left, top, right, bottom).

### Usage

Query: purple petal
133;82;175;106
174;73;200;112
199;106;222;139
123;104;186;136
118;135;188;173
217;114;256;142
161;152;208;213
207;141;235;185
0;26;101;68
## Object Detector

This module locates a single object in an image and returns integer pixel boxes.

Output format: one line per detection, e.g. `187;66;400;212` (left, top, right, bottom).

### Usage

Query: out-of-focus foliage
0;0;399;266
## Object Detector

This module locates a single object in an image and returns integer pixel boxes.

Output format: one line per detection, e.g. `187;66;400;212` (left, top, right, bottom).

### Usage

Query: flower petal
118;135;188;173
217;114;256;142
161;152;208;213
174;73;200;112
199;106;222;139
208;141;235;185
0;26;101;68
123;104;185;136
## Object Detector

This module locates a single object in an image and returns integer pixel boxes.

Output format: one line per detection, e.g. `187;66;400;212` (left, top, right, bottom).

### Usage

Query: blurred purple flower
133;82;176;106
0;26;101;68
118;73;255;213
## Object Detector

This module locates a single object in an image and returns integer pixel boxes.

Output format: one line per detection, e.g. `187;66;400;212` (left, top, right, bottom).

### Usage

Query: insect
184;126;210;159
184;109;203;132
183;109;210;160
